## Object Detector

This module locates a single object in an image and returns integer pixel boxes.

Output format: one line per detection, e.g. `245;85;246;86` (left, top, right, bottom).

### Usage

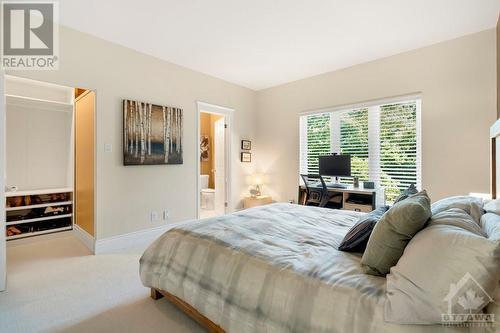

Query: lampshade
252;174;264;186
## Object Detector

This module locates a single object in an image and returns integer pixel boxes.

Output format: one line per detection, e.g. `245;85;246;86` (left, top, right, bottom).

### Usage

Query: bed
139;120;500;333
140;203;487;333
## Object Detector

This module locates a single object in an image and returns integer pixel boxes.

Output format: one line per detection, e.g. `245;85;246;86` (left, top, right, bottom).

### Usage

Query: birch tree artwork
123;99;183;165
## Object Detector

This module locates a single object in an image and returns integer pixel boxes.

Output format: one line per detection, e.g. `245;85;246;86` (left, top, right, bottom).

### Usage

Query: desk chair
300;174;339;208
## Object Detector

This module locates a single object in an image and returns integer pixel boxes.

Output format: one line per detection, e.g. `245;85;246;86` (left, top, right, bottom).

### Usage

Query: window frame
299;95;422;201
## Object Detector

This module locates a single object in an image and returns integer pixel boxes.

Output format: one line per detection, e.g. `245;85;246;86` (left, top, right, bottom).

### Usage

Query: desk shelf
298;185;385;212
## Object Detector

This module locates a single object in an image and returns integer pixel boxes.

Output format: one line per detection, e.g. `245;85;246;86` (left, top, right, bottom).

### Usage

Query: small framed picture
241;140;251;150
241;152;251;162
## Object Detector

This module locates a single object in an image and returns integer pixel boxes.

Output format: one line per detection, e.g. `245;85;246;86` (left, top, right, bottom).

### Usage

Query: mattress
140;203;486;333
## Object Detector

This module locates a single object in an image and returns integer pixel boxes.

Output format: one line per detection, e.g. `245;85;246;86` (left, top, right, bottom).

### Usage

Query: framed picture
241;152;251;162
200;135;209;161
123;99;183;165
241;140;251;150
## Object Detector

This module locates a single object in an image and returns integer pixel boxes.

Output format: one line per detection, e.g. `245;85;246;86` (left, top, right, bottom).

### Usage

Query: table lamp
250;173;264;197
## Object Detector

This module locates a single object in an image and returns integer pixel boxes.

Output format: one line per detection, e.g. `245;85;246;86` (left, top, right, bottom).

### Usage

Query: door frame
195;101;234;219
0;70;5;291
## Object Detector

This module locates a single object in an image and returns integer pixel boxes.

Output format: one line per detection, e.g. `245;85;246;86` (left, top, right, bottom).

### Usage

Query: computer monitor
318;154;351;177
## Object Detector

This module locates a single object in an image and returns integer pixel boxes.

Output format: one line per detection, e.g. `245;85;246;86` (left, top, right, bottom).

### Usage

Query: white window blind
301;113;330;175
338;108;369;183
299;97;421;203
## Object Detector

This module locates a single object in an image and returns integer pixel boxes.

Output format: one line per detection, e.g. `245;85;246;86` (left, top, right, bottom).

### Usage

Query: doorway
0;75;96;290
197;102;233;219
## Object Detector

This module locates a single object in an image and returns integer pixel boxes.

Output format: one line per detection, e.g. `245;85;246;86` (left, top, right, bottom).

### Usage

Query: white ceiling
59;0;500;90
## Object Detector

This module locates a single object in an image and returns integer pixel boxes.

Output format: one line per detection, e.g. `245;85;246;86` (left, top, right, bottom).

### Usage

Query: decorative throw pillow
393;184;418;204
361;190;431;276
338;206;390;252
385;208;500;324
431;195;484;224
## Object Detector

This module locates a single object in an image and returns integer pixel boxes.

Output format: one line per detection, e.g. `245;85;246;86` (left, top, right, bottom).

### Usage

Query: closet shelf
5;188;73;197
6;213;73;226
6;94;73;112
6;201;72;211
6;226;73;240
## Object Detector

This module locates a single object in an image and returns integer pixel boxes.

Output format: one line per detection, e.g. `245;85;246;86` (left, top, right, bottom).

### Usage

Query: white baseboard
72;224;95;253
94;224;172;254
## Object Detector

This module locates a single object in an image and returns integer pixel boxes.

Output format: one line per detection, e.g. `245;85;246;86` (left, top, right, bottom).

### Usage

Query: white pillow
385;209;500;324
484;199;500;216
481;213;500;241
428;208;485;236
431;196;484;223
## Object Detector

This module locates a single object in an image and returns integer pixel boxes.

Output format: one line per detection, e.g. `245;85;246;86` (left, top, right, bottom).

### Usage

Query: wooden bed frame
151;288;225;333
151;118;500;333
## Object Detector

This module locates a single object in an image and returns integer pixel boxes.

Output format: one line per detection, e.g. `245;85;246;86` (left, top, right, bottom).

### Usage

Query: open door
0;71;5;291
214;117;226;214
74;90;95;237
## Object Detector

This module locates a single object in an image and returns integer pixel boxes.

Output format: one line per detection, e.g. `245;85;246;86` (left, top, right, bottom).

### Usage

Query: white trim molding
299;93;422;116
94;221;191;254
73;224;95;253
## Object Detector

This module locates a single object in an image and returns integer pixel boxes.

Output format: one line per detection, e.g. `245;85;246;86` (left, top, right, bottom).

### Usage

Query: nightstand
243;195;273;209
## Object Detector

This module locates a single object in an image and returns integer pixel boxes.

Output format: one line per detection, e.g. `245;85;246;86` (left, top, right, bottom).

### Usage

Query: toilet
200;175;215;210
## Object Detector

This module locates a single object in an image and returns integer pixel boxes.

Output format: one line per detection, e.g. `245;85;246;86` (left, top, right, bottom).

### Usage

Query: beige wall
5;25;496;239
256;29;497;203
7;26;256;239
497;16;500;119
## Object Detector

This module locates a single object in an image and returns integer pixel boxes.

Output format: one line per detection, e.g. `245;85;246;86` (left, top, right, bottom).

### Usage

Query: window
299;97;421;203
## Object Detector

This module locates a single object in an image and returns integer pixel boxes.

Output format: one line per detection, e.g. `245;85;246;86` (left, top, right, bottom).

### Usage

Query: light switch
104;143;112;153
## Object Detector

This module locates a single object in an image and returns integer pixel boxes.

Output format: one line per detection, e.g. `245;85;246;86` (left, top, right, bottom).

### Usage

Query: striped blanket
140;203;483;333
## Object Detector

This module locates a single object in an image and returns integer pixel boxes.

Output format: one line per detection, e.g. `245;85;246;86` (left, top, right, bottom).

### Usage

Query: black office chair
300;174;338;208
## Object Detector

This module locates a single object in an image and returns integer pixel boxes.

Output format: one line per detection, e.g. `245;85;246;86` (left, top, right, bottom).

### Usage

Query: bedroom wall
255;29;497;203
497;15;499;119
7;25;256;239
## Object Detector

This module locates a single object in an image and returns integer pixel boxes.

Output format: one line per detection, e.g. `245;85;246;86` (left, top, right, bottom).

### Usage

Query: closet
4;76;95;241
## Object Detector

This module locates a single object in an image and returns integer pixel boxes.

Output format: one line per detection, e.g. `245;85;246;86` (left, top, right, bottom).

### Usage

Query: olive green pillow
361;190;431;275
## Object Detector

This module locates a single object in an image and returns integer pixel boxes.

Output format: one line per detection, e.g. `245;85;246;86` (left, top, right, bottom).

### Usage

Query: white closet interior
6;76;74;191
4;76;75;240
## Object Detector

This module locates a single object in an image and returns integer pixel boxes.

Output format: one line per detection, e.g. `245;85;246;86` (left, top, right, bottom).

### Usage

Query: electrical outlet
150;211;159;222
163;209;169;220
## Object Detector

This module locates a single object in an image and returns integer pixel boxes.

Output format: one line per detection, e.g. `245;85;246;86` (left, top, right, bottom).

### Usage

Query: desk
298;185;385;212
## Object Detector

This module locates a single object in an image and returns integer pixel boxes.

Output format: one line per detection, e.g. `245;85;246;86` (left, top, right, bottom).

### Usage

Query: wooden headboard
491;119;500;199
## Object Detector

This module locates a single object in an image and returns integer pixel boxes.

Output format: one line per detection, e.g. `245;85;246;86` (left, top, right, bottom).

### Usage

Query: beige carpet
0;232;207;333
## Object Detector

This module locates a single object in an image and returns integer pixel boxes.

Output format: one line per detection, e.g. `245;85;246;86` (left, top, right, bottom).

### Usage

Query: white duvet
140;203;488;333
